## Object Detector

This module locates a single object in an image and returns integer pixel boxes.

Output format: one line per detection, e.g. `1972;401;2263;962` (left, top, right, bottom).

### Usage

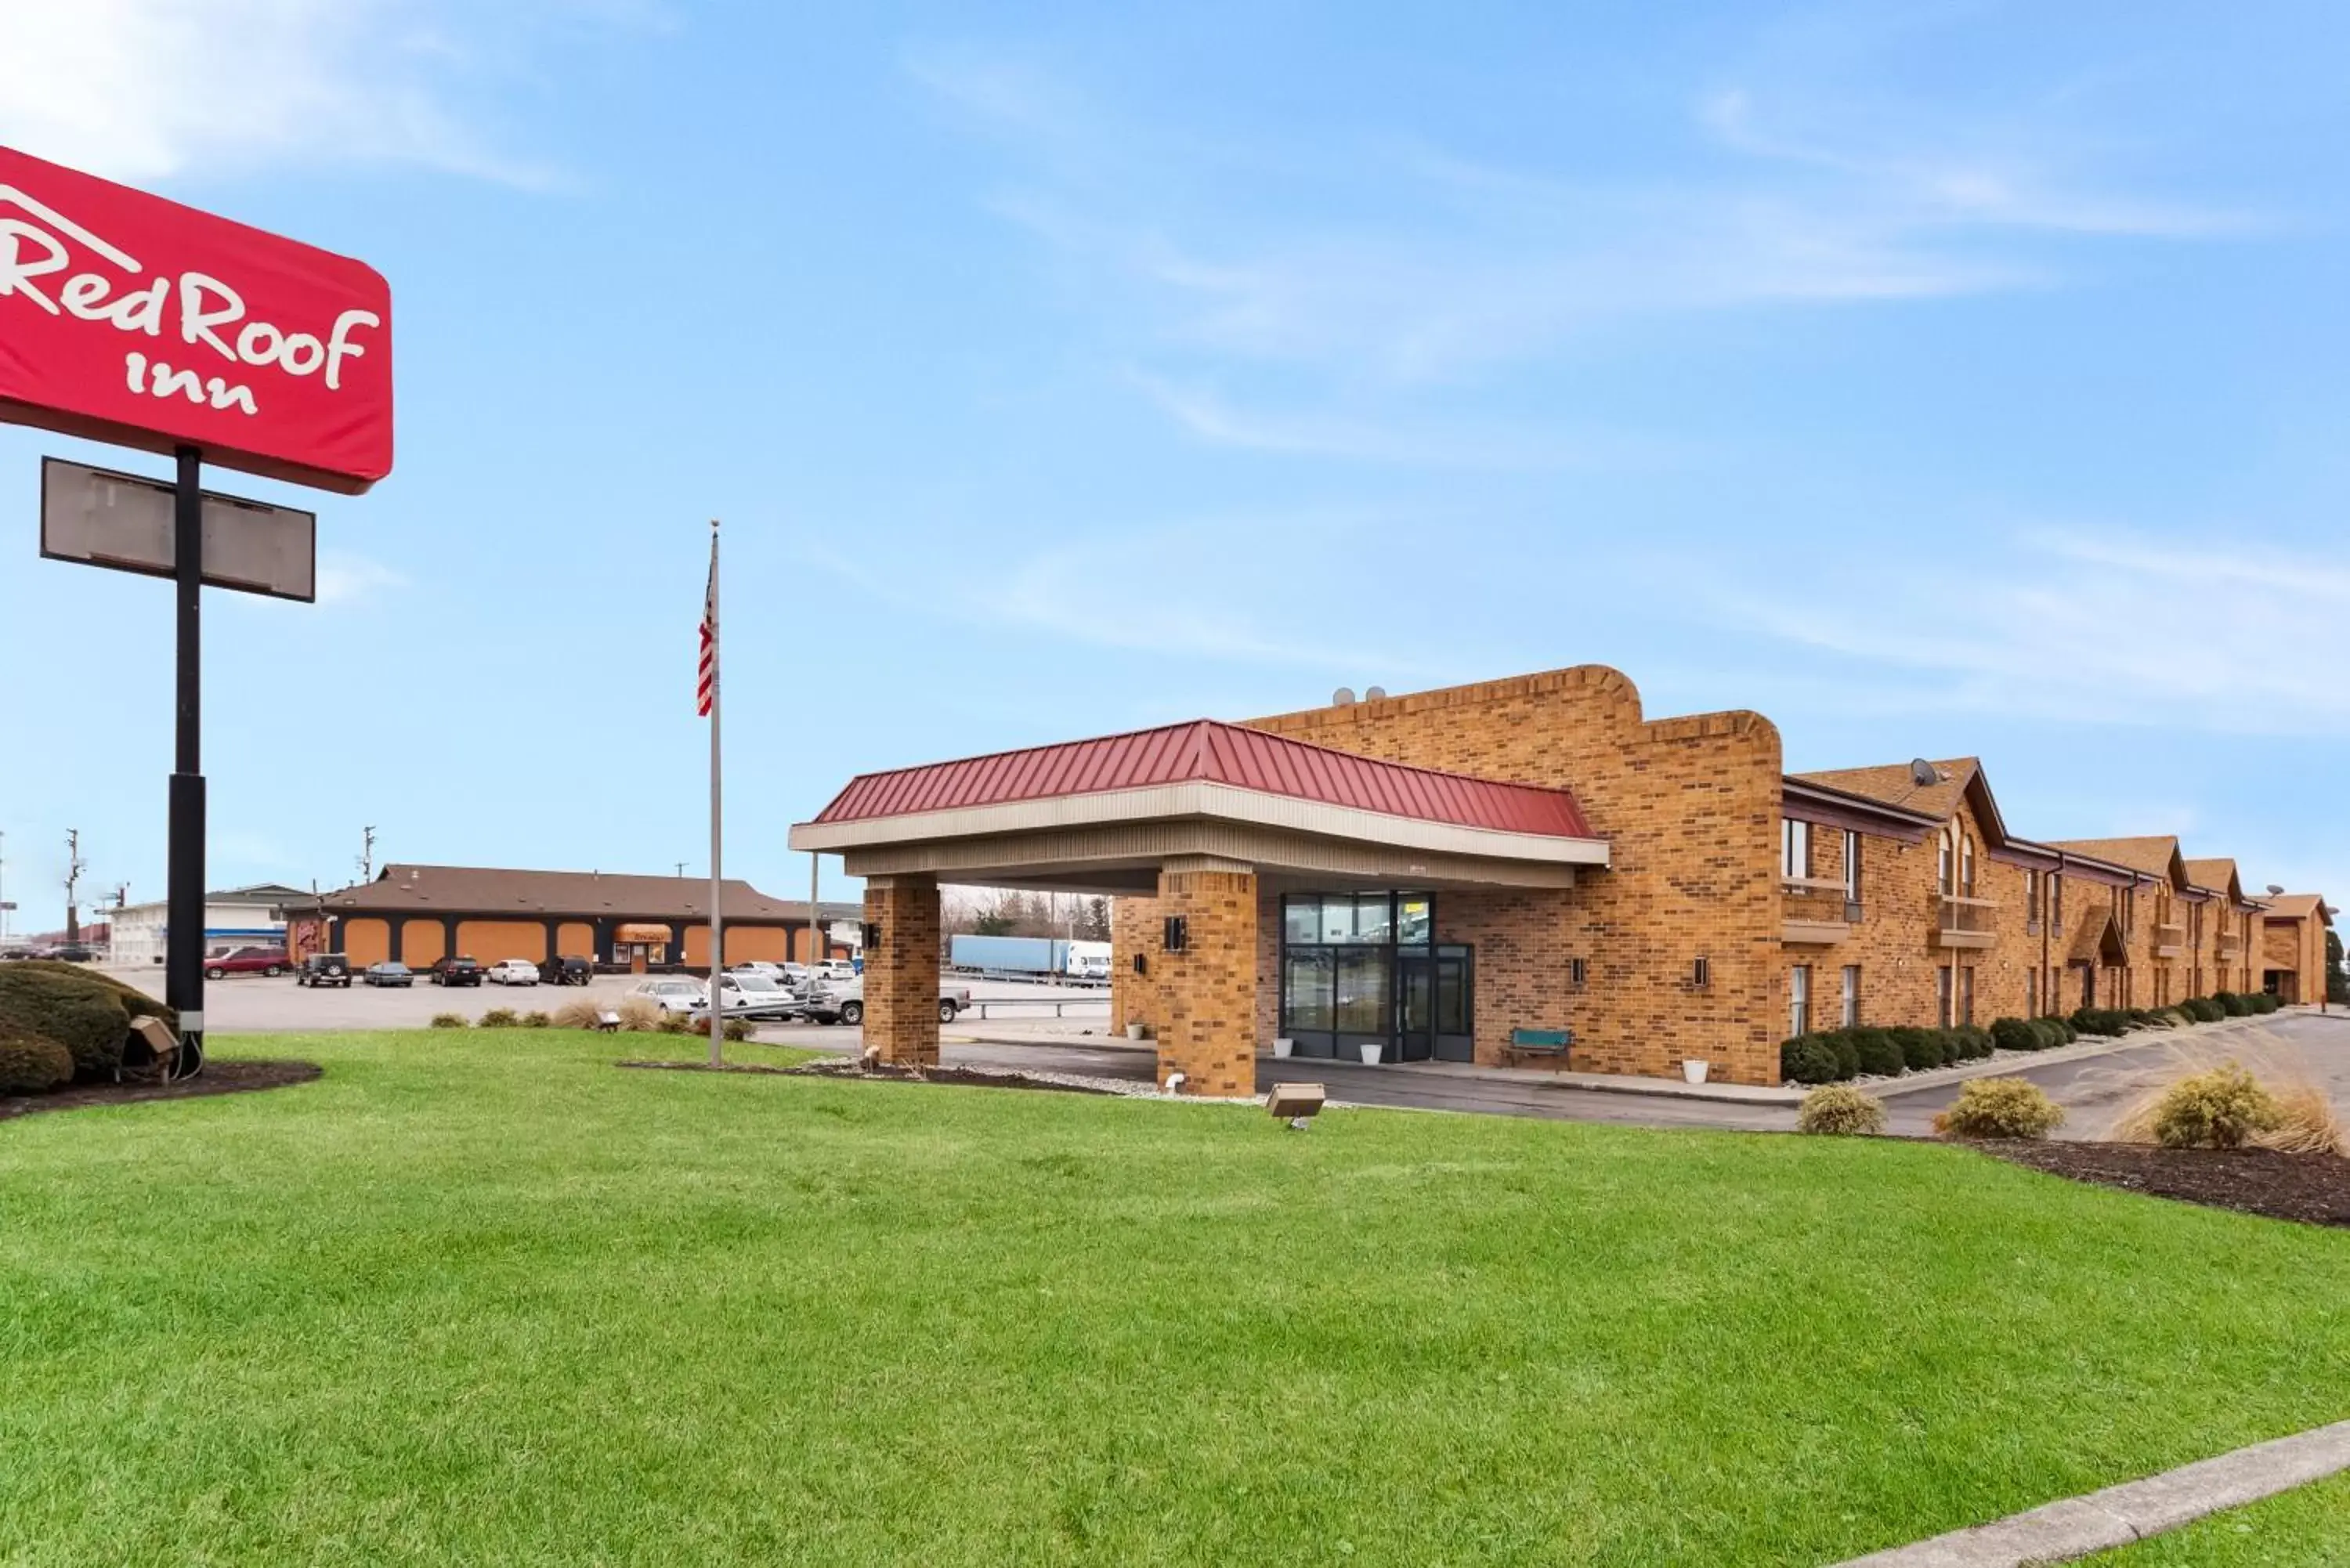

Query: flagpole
707;518;723;1070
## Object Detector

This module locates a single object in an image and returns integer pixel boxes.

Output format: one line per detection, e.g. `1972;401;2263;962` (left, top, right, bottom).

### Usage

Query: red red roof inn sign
5;143;394;1084
0;144;392;493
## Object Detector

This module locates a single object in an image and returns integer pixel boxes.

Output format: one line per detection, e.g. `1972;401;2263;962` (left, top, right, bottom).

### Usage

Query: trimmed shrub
2053;1017;2079;1045
1948;1025;1994;1062
2249;992;2281;1015
2214;990;2251;1017
1797;1085;1887;1136
1935;1078;2066;1140
2030;1019;2068;1051
724;1017;754;1043
2189;997;2225;1023
1828;1031;1862;1080
1781;1035;1841;1086
0;965;137;1078
0;1025;76;1094
1989;1017;2040;1053
1891;1026;1945;1072
2071;1007;2129;1038
479;1008;520;1028
521;1011;552;1029
428;1013;468;1029
2149;1064;2281;1150
1849;1028;1904;1078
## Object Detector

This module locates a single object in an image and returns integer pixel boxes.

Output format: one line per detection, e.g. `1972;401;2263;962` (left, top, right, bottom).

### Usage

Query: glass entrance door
1434;946;1474;1061
1396;956;1434;1062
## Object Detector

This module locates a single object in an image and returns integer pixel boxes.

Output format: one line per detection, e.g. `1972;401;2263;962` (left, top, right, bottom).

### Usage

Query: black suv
298;954;352;988
429;956;484;987
541;955;594;986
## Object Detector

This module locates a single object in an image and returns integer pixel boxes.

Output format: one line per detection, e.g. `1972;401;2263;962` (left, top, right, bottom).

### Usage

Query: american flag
697;533;718;717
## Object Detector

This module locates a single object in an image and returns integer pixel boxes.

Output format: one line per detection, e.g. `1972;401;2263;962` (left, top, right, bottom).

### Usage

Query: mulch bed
1;1059;323;1122
1980;1140;2350;1228
617;1059;1117;1096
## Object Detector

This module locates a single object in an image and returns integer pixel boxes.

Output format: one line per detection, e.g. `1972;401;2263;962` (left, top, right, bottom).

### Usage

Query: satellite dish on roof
1332;687;1356;706
2268;883;2287;895
1910;759;1939;786
1365;685;1387;701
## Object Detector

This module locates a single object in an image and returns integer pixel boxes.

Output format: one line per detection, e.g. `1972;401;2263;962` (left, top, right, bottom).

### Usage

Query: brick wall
863;875;940;1067
1152;865;1257;1097
1246;667;1784;1085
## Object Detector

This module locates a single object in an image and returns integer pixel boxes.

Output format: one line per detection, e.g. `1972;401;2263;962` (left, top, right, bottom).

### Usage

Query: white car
486;959;540;986
693;971;801;1020
627;977;706;1015
815;959;857;982
728;962;787;985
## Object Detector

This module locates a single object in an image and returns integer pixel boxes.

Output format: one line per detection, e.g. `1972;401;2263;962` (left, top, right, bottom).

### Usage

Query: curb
1869;1013;2293;1100
1833;1417;2350;1566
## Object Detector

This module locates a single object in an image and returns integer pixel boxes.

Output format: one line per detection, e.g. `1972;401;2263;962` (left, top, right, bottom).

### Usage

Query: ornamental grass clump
1796;1085;1885;1136
479;1008;520;1028
521;1011;552;1029
428;1013;468;1030
1934;1077;2065;1140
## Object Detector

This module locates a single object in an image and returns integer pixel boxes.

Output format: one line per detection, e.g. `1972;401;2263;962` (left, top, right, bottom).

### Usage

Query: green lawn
3;1029;2347;1566
2081;1470;2350;1565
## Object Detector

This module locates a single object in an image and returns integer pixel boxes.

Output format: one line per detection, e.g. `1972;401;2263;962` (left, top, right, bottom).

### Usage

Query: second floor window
1937;830;1954;895
1960;835;1976;897
1782;818;1811;880
2025;869;2040;920
2052;873;2064;931
1843;831;1863;906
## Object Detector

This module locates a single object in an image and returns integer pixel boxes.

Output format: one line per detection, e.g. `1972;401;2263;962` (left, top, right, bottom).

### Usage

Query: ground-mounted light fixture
595;1010;620;1033
1268;1082;1326;1130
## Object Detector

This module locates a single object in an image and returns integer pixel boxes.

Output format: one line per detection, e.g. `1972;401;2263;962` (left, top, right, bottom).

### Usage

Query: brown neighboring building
2254;892;2335;1004
316;865;859;974
791;665;2328;1095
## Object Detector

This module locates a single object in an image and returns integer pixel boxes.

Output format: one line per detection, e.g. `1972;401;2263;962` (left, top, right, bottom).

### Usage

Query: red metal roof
812;720;1594;839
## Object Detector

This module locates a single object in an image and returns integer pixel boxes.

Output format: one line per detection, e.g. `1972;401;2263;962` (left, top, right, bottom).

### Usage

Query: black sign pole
166;444;206;1078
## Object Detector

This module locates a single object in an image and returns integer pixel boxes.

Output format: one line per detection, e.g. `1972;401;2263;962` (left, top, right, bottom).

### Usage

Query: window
2026;966;2038;1017
1692;955;1711;989
1282;949;1335;1033
1842;831;1863;911
1960;966;1975;1026
2052;873;2064;934
1332;950;1390;1035
1841;964;1860;1028
2120;887;2135;937
1936;965;1954;1028
1790;964;1811;1037
1937;829;1954;895
2025;869;2041;930
1567;956;1588;988
1782;818;1812;880
1397;898;1432;947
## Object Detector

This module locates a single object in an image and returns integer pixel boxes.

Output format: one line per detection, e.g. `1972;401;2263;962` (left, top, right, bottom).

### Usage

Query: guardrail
960;997;1114;1021
945;966;1112;989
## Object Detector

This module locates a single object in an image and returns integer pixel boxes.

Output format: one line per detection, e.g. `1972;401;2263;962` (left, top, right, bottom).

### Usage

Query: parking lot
102;964;1112;1038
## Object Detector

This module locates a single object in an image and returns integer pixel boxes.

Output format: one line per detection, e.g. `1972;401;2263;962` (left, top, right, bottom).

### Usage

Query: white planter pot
1273;1038;1295;1058
1358;1043;1383;1065
1126;1023;1148;1042
1682;1059;1709;1084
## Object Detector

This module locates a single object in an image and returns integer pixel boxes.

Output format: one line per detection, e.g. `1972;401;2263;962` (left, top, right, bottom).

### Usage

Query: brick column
1154;859;1258;1098
863;874;940;1068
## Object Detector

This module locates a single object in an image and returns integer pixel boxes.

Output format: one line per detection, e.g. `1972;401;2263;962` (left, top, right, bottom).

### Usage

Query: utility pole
357;824;376;883
63;829;86;945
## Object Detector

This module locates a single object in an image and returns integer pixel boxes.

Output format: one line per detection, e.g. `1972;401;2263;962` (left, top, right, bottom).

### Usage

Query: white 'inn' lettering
0;185;379;420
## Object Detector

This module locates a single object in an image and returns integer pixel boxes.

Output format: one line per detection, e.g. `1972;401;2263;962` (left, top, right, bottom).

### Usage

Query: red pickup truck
202;946;291;979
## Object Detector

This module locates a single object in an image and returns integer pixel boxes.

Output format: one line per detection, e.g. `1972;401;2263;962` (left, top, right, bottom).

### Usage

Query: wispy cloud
802;510;1428;677
315;553;410;606
912;44;2261;397
0;0;642;186
1710;525;2350;738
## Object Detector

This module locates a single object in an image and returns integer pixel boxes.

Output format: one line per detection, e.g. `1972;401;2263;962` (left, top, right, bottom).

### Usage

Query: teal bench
1506;1028;1572;1067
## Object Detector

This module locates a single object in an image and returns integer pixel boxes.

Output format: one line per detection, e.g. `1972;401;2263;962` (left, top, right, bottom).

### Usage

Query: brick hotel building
792;666;2332;1094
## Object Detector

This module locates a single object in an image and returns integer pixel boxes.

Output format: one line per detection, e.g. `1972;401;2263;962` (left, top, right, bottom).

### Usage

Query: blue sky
2;0;2345;930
